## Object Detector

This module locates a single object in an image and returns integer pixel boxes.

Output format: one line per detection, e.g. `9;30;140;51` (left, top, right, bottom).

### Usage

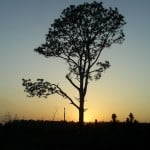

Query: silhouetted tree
126;117;129;123
95;119;98;125
112;113;117;123
129;113;134;123
22;1;126;126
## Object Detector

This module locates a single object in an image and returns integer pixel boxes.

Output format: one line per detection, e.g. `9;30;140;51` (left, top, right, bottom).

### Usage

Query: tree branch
22;79;79;110
66;74;80;91
56;85;79;109
90;32;111;68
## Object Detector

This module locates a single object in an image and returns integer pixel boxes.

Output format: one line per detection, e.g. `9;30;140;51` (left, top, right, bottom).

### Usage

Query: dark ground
0;120;149;150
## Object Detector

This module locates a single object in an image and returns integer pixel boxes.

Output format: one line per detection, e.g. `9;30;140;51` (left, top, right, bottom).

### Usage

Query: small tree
129;113;134;123
22;1;126;126
112;113;117;123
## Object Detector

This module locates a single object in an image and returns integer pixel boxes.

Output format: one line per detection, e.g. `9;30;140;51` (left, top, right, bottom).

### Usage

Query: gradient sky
0;0;150;123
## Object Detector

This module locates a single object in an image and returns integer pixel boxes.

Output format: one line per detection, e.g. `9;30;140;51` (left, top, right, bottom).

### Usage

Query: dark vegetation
0;120;149;150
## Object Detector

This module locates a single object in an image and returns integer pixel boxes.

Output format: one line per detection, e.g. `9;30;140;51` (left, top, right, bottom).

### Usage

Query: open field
0;120;149;150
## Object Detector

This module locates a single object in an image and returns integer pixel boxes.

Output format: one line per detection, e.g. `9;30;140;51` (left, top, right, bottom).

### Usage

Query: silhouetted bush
112;113;117;123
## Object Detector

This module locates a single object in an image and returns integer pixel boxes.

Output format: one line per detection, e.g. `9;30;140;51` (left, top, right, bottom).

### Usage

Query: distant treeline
0;112;141;124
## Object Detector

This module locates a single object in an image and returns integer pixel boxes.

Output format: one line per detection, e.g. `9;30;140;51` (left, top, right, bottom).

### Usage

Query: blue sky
0;0;150;122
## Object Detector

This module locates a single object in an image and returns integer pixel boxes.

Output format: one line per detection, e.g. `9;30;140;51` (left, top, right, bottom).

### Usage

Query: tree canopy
22;1;126;126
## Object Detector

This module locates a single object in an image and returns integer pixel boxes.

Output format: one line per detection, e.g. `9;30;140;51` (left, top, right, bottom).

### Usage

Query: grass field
0;120;149;150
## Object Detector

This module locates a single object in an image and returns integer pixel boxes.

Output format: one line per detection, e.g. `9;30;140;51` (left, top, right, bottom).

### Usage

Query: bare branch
56;85;79;109
66;74;80;91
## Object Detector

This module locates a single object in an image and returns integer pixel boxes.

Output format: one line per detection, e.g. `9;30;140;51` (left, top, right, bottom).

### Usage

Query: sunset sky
0;0;150;123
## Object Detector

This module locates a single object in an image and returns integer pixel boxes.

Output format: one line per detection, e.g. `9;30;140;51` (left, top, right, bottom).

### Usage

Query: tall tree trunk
79;93;84;127
79;56;85;128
